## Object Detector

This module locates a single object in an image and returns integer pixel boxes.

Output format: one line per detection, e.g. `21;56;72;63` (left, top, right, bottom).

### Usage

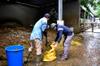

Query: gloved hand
52;41;58;48
28;47;33;52
28;42;33;52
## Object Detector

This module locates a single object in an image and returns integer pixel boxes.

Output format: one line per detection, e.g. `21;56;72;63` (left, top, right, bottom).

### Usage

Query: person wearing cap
28;13;50;65
51;23;74;61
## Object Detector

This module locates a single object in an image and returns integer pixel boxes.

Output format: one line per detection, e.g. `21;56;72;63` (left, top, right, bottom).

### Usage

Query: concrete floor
86;26;100;32
24;27;100;66
0;26;100;66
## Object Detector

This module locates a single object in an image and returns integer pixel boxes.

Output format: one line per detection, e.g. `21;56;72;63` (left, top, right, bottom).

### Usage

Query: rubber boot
35;55;42;66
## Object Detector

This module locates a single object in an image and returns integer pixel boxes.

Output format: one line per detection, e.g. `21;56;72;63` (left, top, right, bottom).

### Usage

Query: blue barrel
5;45;24;66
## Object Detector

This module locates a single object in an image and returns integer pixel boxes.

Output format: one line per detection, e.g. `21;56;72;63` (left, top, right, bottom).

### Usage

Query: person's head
50;23;57;30
44;13;50;20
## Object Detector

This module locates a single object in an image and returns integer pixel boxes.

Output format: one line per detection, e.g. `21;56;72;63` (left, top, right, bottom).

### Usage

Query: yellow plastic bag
71;40;81;46
43;44;56;61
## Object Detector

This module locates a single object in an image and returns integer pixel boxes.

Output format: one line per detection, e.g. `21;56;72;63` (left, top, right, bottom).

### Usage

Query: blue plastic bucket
5;45;24;66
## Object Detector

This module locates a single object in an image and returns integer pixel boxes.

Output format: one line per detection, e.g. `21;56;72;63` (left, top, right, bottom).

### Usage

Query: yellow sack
71;40;81;46
43;44;56;61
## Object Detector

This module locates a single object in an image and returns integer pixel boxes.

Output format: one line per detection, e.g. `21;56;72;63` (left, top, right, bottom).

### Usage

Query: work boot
61;57;68;61
35;55;43;66
60;54;68;61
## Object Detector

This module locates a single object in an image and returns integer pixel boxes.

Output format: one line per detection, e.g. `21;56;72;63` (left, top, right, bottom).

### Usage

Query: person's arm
41;23;48;37
55;30;63;43
41;23;47;31
41;23;49;46
28;41;33;52
52;30;63;48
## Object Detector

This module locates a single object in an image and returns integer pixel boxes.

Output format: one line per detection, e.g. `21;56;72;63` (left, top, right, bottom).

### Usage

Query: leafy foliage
80;0;100;17
80;0;96;6
94;1;100;17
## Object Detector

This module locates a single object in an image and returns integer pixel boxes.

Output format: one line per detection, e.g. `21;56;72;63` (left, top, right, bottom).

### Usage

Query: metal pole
57;0;64;25
58;0;63;20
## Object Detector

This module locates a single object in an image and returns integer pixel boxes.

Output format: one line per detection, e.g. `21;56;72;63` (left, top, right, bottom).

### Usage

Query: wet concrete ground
82;32;100;66
25;27;100;66
0;26;100;66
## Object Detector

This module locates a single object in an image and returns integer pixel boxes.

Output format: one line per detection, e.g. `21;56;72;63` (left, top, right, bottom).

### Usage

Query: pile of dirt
0;26;32;66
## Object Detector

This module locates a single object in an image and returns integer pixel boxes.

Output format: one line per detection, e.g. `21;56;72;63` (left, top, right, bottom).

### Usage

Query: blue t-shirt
55;25;73;42
30;17;48;40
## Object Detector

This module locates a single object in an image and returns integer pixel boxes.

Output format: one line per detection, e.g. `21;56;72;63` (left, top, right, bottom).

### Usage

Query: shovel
24;42;33;66
24;51;32;66
45;36;48;46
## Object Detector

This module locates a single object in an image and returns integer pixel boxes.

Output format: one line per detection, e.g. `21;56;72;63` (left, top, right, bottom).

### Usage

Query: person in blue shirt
51;23;74;61
28;13;50;64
